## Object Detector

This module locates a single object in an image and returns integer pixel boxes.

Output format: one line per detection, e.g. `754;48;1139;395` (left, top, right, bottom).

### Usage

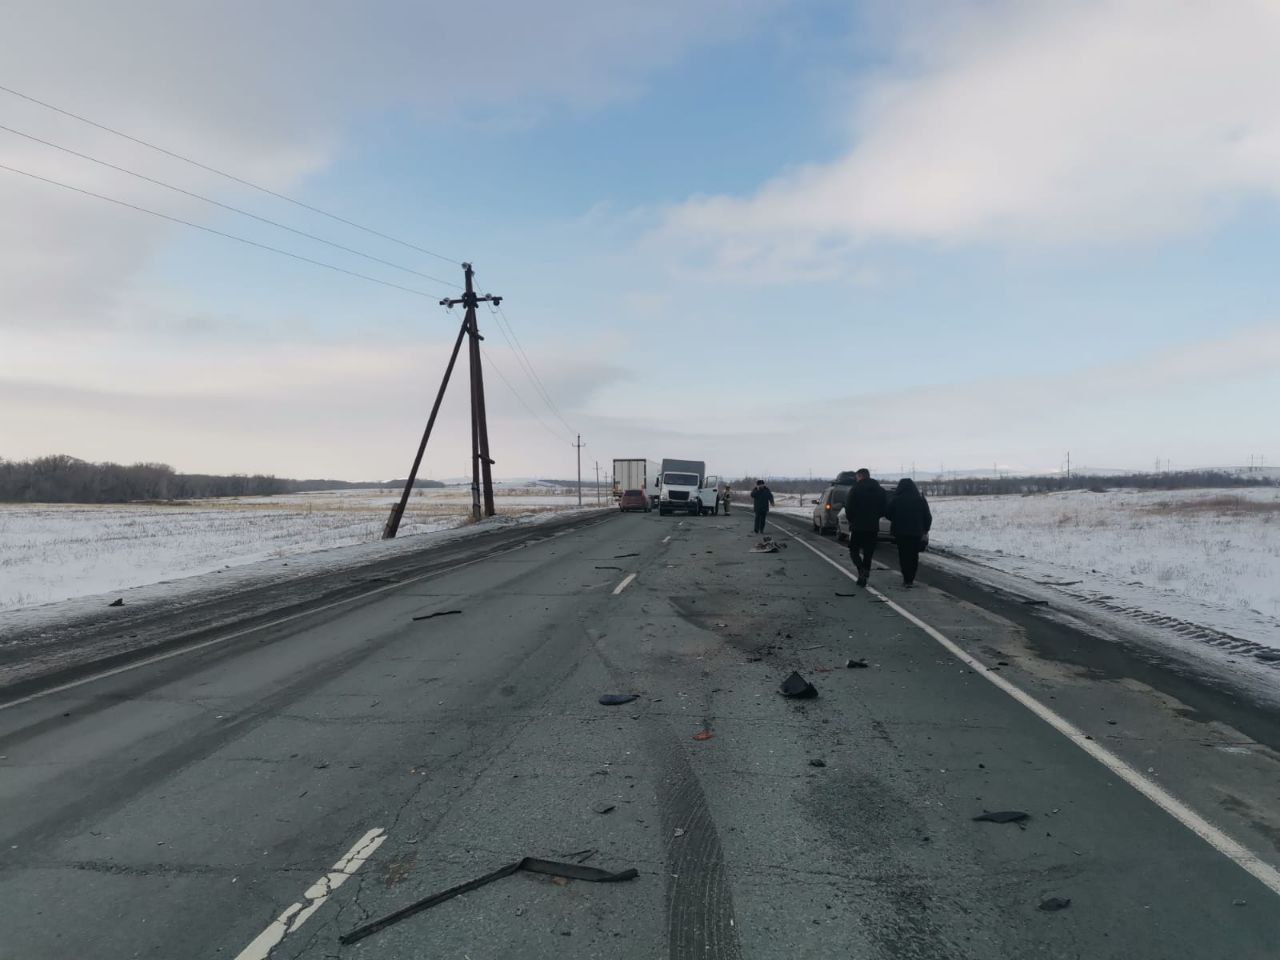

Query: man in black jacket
885;478;932;587
750;479;774;534
844;468;887;586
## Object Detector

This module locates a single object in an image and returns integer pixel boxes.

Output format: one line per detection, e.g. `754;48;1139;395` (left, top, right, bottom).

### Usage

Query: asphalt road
2;507;1279;959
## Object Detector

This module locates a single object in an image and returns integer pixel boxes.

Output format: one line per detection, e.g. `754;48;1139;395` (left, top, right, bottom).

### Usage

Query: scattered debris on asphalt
598;694;639;706
779;671;818;699
592;802;616;815
412;610;462;621
594;565;623;571
613;553;639;559
835;591;856;597
1036;580;1082;587
558;848;597;863
808;759;826;767
692;729;714;741
108;598;124;607
674;827;686;838
1232;898;1248;907
340;857;639;945
1022;599;1050;606
1038;897;1072;912
846;659;869;669
973;810;1030;825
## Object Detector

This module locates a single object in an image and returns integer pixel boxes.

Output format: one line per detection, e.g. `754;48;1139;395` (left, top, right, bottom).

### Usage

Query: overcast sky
2;0;1278;481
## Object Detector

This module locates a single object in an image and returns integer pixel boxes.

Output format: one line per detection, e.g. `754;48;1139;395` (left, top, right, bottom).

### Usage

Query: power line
0;161;444;298
0;122;459;288
491;303;576;435
478;341;574;446
0;80;459;265
486;304;574;434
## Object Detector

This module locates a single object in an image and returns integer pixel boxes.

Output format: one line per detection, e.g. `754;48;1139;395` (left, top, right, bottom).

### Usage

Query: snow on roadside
0;489;599;636
927;488;1280;651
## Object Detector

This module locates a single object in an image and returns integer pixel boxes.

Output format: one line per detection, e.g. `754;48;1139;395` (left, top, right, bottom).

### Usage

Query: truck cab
657;458;721;516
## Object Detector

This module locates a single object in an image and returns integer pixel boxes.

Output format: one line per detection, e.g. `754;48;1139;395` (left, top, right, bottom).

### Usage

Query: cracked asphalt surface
2;509;1279;958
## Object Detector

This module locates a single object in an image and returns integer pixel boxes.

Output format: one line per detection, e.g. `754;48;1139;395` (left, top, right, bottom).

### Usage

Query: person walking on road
885;478;932;587
750;479;774;534
844;468;887;587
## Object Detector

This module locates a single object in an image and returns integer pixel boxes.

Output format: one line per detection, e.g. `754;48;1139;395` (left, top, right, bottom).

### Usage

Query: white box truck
658;459;722;516
612;458;660;505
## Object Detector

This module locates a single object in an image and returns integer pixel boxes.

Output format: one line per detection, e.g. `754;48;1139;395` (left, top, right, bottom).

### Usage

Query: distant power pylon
383;262;502;539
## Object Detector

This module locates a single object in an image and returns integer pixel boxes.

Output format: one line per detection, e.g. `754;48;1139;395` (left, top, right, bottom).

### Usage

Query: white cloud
663;0;1280;275
0;325;628;478
0;0;778;331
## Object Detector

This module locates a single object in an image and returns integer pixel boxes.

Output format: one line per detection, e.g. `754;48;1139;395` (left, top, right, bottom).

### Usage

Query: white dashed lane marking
233;827;386;960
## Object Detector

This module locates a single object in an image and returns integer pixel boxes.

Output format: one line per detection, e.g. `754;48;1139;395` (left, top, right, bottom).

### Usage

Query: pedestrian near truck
885;478;931;587
844;468;887;587
750;479;774;534
721;483;732;515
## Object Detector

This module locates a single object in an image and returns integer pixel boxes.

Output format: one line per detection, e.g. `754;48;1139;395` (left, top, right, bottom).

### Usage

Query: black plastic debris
613;553;639;559
412;610;462;621
598;694;639;706
779;671;818;699
1038;897;1071;912
808;758;826;767
835;591;856;597
340;857;639;945
1022;599;1050;606
108;598;124;607
592;802;616;815
595;565;623;571
973;810;1030;824
846;659;869;669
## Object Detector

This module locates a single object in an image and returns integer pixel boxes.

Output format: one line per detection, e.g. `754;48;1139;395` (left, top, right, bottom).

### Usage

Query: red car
619;489;650;512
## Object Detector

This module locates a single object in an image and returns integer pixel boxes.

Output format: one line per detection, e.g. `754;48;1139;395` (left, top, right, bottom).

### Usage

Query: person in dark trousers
885;478;932;587
750;479;774;534
844;468;887;586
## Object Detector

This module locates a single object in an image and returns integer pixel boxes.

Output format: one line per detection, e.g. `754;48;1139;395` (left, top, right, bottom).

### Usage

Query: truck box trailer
612;458;660;504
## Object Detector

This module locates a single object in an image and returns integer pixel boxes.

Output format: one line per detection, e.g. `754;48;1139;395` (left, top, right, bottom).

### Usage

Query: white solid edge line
233;827;386;960
1;520;603;713
613;572;637;595
771;519;1280;899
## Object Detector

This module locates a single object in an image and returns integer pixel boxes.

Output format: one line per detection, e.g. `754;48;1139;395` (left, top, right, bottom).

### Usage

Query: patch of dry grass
1144;495;1280;517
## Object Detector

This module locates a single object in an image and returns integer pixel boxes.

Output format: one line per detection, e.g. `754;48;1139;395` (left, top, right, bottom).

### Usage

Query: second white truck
657;458;721;516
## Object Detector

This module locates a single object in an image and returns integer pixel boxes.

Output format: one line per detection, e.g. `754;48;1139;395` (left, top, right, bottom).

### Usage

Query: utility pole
594;460;601;505
382;262;501;538
442;263;501;522
573;435;585;506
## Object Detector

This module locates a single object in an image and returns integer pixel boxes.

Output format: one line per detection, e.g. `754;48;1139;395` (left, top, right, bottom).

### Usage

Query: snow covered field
0;485;587;611
928;487;1280;648
774;486;1280;652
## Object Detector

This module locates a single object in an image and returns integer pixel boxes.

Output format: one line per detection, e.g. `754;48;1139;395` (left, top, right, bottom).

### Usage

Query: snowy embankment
0;487;594;626
774;486;1280;656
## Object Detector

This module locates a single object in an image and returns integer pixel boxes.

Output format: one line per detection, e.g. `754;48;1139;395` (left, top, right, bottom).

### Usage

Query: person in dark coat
884;477;932;587
749;479;775;534
844;468;887;586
